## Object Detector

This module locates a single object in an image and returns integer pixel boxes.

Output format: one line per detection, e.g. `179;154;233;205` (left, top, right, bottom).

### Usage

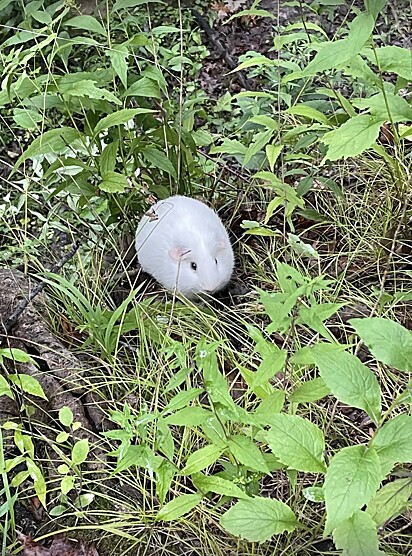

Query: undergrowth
0;0;411;555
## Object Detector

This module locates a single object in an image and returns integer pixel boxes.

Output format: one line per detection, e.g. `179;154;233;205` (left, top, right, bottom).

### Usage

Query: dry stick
0;242;79;340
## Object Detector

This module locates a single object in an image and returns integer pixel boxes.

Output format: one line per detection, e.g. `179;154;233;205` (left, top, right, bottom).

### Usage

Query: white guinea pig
135;195;234;299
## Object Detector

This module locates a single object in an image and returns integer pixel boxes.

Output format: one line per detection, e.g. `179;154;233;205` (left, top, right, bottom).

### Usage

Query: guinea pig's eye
190;262;197;271
214;258;218;265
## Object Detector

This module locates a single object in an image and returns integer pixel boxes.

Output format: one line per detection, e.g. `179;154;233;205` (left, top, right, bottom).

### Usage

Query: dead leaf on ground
211;0;248;21
17;533;99;556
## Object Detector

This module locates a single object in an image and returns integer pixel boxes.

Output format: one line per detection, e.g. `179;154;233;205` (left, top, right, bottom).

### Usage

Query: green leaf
156;493;203;521
155;460;176;505
99;141;119;174
60;79;121;105
313;347;382;424
250;349;287;391
31;11;52;25
163;388;204;414
116;445;162;473
349;317;412;372
13;108;42;130
100;171;128;193
255;389;286;418
26;458;46;508
71;439;89;466
113;0;165;10
61;475;75;495
363;45;412;80
303;486;325;502
227;435;269;473
0;376;13;399
264;413;326;473
93;108;154;136
106;44;129;88
0;348;32;363
65;15;106;36
333;510;385;556
353;93;412;123
265;144;283;172
142;147;177;178
193;473;250;499
59;407;74;428
220;497;298;542
289;377;330;403
123;77;161;99
210;139;247;156
285;105;330;125
14;127;84;169
371;414;412;476
321;115;384;161
8;374;47;400
163;406;213;426
181;444;224;475
324;445;381;535
366;478;412;527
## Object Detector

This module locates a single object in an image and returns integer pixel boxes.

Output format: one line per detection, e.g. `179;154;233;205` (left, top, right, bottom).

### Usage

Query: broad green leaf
155;460;176;505
321;115;384;161
264;413;326;473
297;302;346;340
255;389;285;417
123;77;161;99
163;406;213;426
65;15;106;36
99;141;119;174
349;317;412;372
333;510;385;556
14;127;84;169
71;439;89;465
106;44;129;88
244;129;274;165
163;388;204;414
193;473;250;499
0;376;13;399
0;348;32;363
289;377;330;403
8;374;47;400
100;171;128;193
220;497;298;542
93;108;154;136
265;144;283;171
156;493;202;521
31;10;52;25
26;458;46;507
303;40;354;76
371;414;412;476
210;138;248;156
353;93;412;123
181;444;224;475
142;147;177;178
249;115;279;130
227;435;269;473
61;79;121;105
285;105;330;125
366;478;412;527
61;475;75;495
13;108;42;129
250;349;287;391
324;445;381;535
116;445;162;473
231;55;276;73
363;45;412;80
156;418;174;461
313;348;381;424
347;12;375;51
59;407;74;428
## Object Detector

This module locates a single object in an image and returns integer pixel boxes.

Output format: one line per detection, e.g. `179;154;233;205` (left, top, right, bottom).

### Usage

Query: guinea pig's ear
169;244;191;260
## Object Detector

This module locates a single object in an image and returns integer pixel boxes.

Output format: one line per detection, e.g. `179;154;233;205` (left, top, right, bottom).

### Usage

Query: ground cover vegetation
0;0;411;554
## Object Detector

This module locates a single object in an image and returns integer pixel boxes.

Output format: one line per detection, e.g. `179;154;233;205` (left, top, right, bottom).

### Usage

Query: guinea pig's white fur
135;196;234;298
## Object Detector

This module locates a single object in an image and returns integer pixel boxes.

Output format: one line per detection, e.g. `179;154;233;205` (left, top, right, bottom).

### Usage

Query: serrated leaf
227;435;269;473
100;171;128;193
61;79;121;105
313;347;381;424
8;374;47;400
289;377;330;403
59;407;74;427
324;445;381;535
99;141;119;174
156;493;203;521
93;108;154;136
193;473;250;499
265;144;283;171
333;510;385;556
65;15;106;36
142;147;177;178
322;115;384;161
220;497;298;542
181;444;224;475
107;44;129;88
371;414;412;476
255;389;286;418
71;439;89;465
363;45;412;80
250;349;287;391
366;478;412;527
349;317;412;372
264;413;326;473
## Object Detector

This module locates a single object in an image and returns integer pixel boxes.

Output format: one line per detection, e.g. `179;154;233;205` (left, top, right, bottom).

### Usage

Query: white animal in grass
135;196;234;298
